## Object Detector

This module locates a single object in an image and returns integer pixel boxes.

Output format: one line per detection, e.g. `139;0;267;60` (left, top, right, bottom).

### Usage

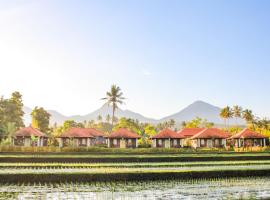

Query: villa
151;129;185;148
106;128;141;148
177;128;204;147
190;128;229;148
13;125;48;147
58;128;105;147
229;128;267;147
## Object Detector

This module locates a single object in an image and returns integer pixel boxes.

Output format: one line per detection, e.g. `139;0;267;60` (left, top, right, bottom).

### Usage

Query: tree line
1;86;270;146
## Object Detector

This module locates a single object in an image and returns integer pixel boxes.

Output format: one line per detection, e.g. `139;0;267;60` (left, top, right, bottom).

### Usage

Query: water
0;177;269;199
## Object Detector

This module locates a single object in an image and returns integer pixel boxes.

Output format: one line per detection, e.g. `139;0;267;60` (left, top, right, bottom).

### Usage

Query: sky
0;0;270;119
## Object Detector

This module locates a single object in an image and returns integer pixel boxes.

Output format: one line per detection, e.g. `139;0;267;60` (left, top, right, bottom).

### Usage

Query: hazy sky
0;0;270;119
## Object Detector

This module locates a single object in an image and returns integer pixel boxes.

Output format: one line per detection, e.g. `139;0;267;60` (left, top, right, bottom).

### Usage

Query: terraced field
0;153;270;199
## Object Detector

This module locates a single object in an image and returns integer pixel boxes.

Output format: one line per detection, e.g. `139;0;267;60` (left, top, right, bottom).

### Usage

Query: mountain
161;101;221;124
23;101;245;126
23;103;158;125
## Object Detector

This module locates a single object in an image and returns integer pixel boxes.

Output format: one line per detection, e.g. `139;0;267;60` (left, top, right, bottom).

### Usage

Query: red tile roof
85;128;104;137
230;128;266;139
191;128;229;139
59;128;104;138
177;128;205;138
151;128;185;139
15;126;47;137
107;128;141;139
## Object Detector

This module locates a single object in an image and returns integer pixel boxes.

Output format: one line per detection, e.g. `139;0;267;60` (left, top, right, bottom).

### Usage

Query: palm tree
257;118;269;133
97;115;103;123
260;118;269;130
101;85;125;127
219;106;233;128
169;119;176;128
242;109;255;129
105;114;111;124
181;121;187;128
232;105;242;126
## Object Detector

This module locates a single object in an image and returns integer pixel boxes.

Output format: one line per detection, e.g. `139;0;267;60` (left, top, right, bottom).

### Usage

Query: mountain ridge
23;100;244;126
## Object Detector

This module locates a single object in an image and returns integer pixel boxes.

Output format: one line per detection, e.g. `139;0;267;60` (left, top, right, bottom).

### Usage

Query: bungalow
13;125;48;147
106;128;141;148
229;128;267;148
177;128;204;147
190;128;229;148
151;129;185;148
58;128;105;147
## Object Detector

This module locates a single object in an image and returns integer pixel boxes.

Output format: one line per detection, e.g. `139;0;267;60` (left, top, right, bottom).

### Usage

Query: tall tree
63;120;84;131
31;107;51;133
105;114;111;124
232;105;242;126
242;109;255;129
101;85;125;128
169;119;176;128
0;92;25;136
220;106;233;128
97;115;103;122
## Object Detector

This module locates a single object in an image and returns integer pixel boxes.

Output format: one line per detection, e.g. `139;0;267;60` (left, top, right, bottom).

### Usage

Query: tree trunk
112;106;115;131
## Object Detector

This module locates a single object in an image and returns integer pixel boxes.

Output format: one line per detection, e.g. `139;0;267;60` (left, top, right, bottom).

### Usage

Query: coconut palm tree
97;115;103;123
101;85;125;128
169;119;176;128
105;114;111;124
232;105;242;126
219;106;233;128
242;109;255;129
257;118;269;133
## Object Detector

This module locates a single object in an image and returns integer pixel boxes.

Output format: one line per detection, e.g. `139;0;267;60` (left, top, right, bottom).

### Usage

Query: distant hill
162;101;225;124
23;101;245;126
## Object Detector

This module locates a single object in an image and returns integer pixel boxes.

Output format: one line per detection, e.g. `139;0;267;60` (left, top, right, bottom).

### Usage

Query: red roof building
177;128;204;138
190;128;229;148
191;128;230;139
151;129;184;148
13;125;48;147
107;128;141;139
58;128;105;147
229;128;266;147
15;125;48;138
107;128;140;148
59;128;104;138
230;128;266;139
152;129;184;139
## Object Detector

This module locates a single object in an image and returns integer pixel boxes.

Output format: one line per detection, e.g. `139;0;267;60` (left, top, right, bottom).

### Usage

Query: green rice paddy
0;153;270;199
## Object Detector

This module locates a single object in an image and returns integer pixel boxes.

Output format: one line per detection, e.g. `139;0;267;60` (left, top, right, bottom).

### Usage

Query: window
158;139;162;146
173;139;178;146
113;139;117;145
82;139;86;145
128;139;132;144
201;139;205;146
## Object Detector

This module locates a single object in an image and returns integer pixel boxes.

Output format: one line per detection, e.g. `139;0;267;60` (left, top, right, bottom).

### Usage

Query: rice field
1;153;270;199
0;177;269;199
